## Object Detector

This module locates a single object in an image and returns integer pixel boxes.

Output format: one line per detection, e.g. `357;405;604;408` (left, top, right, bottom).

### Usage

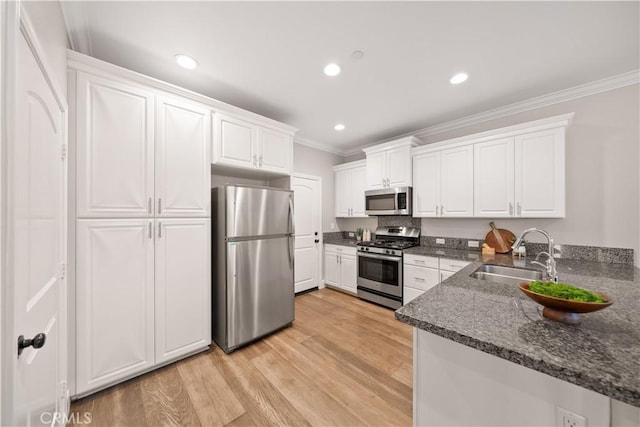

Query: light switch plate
348;232;354;237
468;240;480;248
436;238;445;245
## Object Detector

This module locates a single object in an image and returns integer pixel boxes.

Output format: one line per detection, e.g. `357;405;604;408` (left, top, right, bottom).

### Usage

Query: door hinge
60;263;66;279
61;144;67;161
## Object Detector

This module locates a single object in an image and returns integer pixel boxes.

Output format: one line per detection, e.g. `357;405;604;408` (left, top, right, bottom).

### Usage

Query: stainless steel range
356;227;420;309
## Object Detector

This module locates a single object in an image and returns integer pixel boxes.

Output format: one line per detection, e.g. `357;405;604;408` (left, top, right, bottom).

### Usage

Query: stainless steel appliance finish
365;186;412;216
212;185;295;353
356;227;420;309
471;264;543;286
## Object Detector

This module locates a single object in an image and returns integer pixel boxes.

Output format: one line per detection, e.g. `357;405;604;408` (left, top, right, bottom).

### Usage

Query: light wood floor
70;288;413;426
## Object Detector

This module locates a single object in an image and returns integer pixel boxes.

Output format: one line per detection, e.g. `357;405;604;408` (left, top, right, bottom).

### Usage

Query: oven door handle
358;253;401;262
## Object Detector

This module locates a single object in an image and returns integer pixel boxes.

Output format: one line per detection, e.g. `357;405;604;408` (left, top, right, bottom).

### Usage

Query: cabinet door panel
76;219;154;394
440;146;474;217
515;128;565;217
155;219;211;363
156;97;211;217
474;138;515;217
334;169;352;217
340;254;357;294
413;152;440;217
386;146;412;187
77;73;154;218
214;113;256;168
366;152;386;189
257;127;291;173
324;251;339;286
351;165;368;217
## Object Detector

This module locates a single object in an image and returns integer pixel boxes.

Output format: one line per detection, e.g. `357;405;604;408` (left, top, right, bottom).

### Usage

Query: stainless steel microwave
365;187;412;216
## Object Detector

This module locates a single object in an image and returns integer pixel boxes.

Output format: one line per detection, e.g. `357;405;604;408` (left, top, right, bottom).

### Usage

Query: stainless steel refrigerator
212;184;295;353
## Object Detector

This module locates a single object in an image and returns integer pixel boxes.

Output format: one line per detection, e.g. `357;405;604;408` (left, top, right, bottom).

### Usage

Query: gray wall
417;85;639;265
293;143;345;231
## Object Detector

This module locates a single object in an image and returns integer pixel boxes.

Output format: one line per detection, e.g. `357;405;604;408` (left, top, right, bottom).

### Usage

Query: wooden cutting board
484;221;516;254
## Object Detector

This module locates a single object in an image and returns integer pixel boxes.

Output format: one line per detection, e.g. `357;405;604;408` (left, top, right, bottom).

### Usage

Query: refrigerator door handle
287;197;295;268
288;197;295;235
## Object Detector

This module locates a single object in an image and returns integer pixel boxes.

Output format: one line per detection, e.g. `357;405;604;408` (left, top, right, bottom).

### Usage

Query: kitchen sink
471;264;543;285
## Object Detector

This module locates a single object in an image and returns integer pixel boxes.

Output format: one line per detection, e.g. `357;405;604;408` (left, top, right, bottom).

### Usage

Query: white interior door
12;31;67;425
291;175;321;293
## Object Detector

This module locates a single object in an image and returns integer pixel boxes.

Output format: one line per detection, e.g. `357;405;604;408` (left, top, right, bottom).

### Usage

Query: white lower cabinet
76;219;155;393
155;219;211;364
403;255;470;304
76;218;210;395
324;244;357;294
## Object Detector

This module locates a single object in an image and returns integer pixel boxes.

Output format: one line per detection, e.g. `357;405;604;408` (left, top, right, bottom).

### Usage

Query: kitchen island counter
395;255;640;408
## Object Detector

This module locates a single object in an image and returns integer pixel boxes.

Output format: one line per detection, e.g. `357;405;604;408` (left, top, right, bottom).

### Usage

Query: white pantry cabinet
76;73;155;218
324;244;357;294
363;137;420;189
155;219;211;364
76;219;155;393
334;160;368;217
76;73;212;218
413;145;474;217
474;128;565;218
155;96;211;218
76;218;211;395
213;112;293;175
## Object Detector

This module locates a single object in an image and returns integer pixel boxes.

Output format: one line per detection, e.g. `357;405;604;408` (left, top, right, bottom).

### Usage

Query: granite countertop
324;239;359;248
395;253;640;407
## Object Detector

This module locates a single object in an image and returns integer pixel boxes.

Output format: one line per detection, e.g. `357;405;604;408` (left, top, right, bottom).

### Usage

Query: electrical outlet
348;232;354;237
330;223;335;231
555;407;587;427
468;240;480;248
436;238;445;245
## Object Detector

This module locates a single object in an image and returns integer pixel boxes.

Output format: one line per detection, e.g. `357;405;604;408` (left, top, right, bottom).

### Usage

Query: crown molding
60;1;93;55
413;70;639;140
294;136;348;157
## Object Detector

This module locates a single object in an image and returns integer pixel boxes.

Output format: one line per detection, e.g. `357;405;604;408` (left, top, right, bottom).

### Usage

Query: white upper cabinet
213;113;257;169
156;96;211;217
256;126;292;174
364;137;420;189
515;128;565;217
413;113;571;219
474;137;515;217
439;145;474;217
213;112;294;175
413;146;473;217
474;128;566;218
334;160;368;217
413;151;440;217
76;72;155;218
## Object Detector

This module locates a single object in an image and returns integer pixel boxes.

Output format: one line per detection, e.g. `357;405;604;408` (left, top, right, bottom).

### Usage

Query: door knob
315;239;320;243
18;333;46;356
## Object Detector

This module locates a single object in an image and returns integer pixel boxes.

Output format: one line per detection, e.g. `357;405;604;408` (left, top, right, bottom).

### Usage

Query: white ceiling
62;1;639;153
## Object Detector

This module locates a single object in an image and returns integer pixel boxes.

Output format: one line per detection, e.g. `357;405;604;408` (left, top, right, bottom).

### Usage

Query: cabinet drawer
404;265;439;291
325;244;356;256
439;258;471;273
404;254;439;269
403;286;425;305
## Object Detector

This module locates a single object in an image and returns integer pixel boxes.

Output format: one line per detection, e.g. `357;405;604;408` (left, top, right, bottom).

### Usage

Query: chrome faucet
511;228;559;283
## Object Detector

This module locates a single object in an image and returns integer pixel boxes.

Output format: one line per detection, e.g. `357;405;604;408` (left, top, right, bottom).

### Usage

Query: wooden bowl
518;282;612;324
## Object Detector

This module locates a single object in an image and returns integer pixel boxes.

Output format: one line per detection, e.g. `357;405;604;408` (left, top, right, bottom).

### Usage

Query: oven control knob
385;250;390;254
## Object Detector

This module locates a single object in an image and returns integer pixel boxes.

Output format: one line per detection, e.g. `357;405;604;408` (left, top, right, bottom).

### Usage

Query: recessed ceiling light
450;72;469;85
334;124;345;131
174;54;199;70
324;63;341;76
